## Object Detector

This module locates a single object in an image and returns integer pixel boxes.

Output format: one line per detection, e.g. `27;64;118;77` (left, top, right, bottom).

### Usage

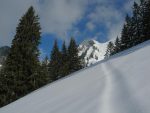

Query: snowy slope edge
0;40;150;113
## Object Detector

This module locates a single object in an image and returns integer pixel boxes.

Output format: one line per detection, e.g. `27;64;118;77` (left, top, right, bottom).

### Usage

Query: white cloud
39;0;88;38
0;0;88;46
0;0;140;46
87;0;140;40
86;22;95;31
88;4;124;39
0;0;38;46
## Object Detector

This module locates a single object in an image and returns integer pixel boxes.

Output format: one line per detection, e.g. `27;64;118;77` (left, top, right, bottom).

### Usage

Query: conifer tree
139;0;145;39
146;0;150;40
105;41;115;58
0;70;8;106
120;15;132;51
60;41;69;77
114;36;121;54
141;0;150;41
120;25;128;51
0;6;44;106
49;40;62;81
105;0;150;59
132;2;141;45
41;56;50;82
42;56;49;67
68;38;83;73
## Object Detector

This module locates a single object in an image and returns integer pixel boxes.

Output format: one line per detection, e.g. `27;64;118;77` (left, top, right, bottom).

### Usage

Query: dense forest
105;0;150;58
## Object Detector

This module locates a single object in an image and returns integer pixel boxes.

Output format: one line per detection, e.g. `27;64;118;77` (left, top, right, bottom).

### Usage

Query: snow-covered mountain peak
78;39;108;66
79;39;97;48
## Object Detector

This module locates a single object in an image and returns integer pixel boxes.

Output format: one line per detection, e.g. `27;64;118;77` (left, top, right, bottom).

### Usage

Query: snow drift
0;41;150;113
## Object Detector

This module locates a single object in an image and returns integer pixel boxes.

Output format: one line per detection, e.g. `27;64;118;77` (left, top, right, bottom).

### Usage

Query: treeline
0;7;83;107
105;0;150;58
43;38;84;82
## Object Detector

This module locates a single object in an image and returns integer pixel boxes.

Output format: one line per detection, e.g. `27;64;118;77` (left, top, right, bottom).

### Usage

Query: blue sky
0;0;140;60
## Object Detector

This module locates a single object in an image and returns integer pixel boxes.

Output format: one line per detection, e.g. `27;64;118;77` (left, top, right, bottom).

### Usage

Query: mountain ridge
78;39;108;66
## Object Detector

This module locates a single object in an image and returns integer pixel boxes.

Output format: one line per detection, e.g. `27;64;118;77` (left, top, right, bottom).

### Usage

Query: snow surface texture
0;41;150;113
78;39;108;66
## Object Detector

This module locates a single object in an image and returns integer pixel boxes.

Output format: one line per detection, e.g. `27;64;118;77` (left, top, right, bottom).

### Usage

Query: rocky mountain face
78;39;108;66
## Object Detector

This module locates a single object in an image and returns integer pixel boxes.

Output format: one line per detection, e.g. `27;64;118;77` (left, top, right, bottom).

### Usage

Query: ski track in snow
101;62;143;113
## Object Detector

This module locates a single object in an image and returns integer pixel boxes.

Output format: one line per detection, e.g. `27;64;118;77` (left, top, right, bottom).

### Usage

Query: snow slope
0;41;150;113
78;39;108;66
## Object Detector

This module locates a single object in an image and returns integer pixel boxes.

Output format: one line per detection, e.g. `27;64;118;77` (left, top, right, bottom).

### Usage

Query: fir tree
141;0;150;41
49;40;62;81
146;0;150;40
120;25;128;50
0;6;44;106
60;41;69;77
41;56;50;82
0;70;8;106
120;15;132;51
139;0;149;41
132;2;141;45
68;38;83;73
105;41;115;58
114;36;121;54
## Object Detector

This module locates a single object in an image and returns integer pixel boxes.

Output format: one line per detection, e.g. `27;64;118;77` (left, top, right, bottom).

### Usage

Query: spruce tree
49;40;62;81
146;0;150;40
139;0;148;41
60;41;69;77
105;41;115;58
132;2;141;45
0;70;8;106
0;6;44;106
114;36;121;54
68;38;83;73
141;0;150;41
41;56;50;83
120;25;127;50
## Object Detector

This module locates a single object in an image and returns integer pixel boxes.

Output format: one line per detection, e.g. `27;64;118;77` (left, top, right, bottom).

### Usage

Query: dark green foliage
105;41;115;58
132;2;141;45
48;38;84;82
68;38;83;73
0;6;46;107
114;36;121;54
60;41;69;77
146;0;150;40
40;56;50;83
0;46;10;65
0;46;10;56
120;15;133;50
120;24;129;50
140;0;150;41
106;0;150;58
49;40;62;81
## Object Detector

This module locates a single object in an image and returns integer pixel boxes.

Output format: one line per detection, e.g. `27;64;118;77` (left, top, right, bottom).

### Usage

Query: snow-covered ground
0;41;150;113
